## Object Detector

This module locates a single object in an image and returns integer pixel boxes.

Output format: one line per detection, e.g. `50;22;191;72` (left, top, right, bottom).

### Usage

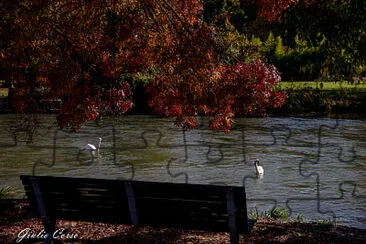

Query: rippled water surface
0;114;365;228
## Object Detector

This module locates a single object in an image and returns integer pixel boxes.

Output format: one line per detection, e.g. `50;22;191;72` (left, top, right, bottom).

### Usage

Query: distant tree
263;32;276;53
275;36;285;59
281;0;366;80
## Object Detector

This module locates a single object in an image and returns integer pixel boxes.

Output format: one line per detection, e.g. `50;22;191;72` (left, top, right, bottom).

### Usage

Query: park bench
20;175;251;243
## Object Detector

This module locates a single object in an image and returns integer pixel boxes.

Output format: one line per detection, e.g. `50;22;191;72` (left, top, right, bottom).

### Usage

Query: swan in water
254;159;264;175
85;137;102;158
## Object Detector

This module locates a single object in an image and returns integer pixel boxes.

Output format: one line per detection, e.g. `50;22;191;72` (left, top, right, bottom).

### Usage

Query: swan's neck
97;140;102;155
255;164;260;174
255;163;262;174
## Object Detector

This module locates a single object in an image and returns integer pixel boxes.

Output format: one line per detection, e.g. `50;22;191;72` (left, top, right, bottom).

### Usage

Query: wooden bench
20;175;251;243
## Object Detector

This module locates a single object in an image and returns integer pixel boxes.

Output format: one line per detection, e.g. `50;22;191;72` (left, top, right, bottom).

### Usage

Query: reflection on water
0;114;365;229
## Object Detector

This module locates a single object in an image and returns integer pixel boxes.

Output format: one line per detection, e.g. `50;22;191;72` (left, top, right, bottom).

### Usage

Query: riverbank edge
1;89;366;117
1;199;365;243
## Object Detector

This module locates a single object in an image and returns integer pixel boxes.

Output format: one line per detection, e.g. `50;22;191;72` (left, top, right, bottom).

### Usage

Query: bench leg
125;182;139;226
29;178;55;244
226;187;239;244
43;218;56;244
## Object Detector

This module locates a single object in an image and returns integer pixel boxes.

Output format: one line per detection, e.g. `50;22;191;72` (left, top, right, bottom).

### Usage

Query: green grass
0;186;18;199
249;207;344;226
249;207;290;221
0;88;8;97
1;81;366;97
314;217;344;226
294;213;307;223
278;81;366;91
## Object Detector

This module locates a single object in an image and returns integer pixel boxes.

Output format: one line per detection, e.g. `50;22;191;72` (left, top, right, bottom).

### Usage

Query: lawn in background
278;81;366;92
1;81;366;98
0;88;8;98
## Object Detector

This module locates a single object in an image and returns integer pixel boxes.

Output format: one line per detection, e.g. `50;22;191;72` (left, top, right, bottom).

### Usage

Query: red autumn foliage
256;0;296;22
148;59;286;133
256;0;321;22
1;0;287;132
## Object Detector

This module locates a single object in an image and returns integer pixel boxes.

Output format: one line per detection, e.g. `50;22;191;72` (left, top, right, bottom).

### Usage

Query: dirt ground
1;199;365;243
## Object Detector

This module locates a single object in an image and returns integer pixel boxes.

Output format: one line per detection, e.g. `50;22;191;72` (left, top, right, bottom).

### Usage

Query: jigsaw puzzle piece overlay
0;115;27;147
0;115;57;172
25;116;365;228
161;118;325;217
335;182;366;228
31;117;194;181
288;118;365;223
32;121;136;180
165;126;261;185
0;115;60;195
159;121;310;216
239;120;318;217
243;118;363;221
165;118;279;186
299;119;363;198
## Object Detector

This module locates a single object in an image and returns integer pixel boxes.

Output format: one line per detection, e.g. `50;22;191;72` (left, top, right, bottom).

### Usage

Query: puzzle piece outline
3;114;362;227
292;119;364;222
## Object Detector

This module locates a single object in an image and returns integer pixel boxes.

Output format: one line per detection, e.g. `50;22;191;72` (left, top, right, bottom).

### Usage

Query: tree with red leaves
256;0;298;22
256;0;323;22
1;0;286;133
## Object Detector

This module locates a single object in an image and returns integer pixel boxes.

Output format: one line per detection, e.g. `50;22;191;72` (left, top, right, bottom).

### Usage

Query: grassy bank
269;88;366;116
2;81;366;96
1;83;366;116
278;81;366;92
267;81;366;116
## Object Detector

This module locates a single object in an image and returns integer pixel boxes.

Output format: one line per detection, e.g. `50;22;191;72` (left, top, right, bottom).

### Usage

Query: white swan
254;159;264;175
86;137;102;158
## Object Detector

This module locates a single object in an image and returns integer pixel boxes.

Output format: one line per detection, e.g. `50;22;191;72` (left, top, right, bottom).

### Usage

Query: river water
0;114;365;229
